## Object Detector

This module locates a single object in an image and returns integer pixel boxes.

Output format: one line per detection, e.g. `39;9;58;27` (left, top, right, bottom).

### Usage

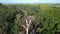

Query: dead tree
15;10;35;34
25;15;35;34
15;15;35;34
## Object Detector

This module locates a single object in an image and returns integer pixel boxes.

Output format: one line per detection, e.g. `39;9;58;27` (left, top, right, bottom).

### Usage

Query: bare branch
29;20;32;25
26;19;28;24
21;25;26;29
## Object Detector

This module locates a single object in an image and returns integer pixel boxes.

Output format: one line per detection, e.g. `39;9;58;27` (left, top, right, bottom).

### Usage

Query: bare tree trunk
26;19;31;34
26;20;29;34
26;28;28;34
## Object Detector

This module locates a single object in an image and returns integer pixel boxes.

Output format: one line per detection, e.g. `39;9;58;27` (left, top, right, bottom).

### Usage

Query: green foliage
0;3;60;34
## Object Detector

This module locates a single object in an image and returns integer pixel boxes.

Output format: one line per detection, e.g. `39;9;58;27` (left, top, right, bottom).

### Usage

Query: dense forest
0;3;60;34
